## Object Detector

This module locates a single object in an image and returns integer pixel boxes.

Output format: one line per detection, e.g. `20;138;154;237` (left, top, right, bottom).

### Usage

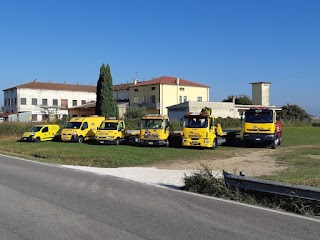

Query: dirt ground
151;148;289;177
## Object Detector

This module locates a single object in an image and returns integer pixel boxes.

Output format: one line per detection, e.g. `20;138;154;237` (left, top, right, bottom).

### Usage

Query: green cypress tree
95;64;118;118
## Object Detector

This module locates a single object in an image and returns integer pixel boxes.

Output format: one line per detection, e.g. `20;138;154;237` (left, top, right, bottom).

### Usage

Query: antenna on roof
33;79;37;82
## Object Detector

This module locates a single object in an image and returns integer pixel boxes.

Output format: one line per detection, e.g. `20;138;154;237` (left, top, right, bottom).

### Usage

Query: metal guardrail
223;171;320;201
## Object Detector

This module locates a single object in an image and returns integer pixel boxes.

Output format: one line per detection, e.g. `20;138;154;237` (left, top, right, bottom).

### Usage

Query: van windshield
29;126;42;132
65;122;82;129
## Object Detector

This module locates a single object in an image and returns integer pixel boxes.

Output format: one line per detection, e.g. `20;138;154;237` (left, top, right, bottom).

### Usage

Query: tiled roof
113;83;132;91
131;76;209;88
4;81;97;93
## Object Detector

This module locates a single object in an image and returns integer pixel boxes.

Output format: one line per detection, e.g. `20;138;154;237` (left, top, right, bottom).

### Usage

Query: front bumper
139;139;168;146
243;133;275;142
182;138;212;148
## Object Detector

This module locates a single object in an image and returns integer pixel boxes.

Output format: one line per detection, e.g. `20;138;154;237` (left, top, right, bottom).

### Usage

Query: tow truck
242;107;282;149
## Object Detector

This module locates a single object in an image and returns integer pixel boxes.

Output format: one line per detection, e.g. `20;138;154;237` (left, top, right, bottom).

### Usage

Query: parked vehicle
242;107;282;149
61;116;105;143
20;124;60;142
181;107;240;149
95;118;139;145
139;114;171;147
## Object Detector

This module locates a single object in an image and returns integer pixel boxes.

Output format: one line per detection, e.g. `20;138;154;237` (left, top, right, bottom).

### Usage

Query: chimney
176;78;180;85
133;79;138;85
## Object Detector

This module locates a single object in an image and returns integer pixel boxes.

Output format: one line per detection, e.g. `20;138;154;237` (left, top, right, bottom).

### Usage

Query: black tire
271;137;277;149
211;138;218;150
35;137;40;142
115;138;120;146
77;136;84;143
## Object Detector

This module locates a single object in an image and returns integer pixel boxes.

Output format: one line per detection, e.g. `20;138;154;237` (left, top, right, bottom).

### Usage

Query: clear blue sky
1;0;319;115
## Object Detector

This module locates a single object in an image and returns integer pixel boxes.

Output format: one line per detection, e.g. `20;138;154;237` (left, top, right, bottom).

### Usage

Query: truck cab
182;107;218;149
95;119;125;145
139;114;171;147
242;107;282;149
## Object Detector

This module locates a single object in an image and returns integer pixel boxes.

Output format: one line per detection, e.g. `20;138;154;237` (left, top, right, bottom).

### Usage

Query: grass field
0;125;320;187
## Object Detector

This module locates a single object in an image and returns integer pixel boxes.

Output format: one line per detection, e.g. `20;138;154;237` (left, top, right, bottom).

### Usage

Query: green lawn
1;126;320;187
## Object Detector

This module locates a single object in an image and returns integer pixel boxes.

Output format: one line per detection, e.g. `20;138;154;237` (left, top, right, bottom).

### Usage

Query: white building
3;81;97;121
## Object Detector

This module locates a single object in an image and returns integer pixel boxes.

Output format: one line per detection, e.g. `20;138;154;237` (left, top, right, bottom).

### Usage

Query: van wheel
35;137;40;142
77;136;84;143
115;138;120;146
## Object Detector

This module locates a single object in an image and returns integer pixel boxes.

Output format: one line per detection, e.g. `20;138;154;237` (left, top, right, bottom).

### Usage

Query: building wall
129;83;209;115
168;101;239;121
251;82;270;106
4;88;96;121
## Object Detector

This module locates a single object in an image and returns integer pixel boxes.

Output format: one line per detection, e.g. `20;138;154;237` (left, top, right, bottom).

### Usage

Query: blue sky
1;0;319;115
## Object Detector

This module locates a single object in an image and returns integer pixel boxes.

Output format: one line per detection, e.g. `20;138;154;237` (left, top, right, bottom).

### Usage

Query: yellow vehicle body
95;119;125;145
139;114;171;147
20;124;60;142
61;116;105;143
182;113;218;149
242;107;282;149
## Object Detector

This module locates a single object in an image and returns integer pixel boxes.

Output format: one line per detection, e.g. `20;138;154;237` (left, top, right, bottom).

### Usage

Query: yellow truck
95;118;139;145
61;116;105;143
242;107;282;149
20;124;60;142
139;114;171;147
181;107;240;149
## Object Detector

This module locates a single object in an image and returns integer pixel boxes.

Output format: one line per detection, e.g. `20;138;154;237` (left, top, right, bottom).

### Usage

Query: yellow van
61;116;105;143
20;124;60;142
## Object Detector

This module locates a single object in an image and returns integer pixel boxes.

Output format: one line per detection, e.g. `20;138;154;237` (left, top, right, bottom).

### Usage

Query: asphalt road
0;154;319;240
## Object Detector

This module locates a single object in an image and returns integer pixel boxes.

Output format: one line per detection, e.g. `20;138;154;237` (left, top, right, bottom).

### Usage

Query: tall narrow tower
250;82;271;106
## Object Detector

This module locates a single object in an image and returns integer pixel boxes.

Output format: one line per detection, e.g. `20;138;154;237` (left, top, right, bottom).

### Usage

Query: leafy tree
95;64;119;118
222;95;252;105
280;104;311;122
124;107;148;130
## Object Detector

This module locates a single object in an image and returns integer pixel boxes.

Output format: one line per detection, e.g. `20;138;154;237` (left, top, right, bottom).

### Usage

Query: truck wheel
211;138;217;150
77;136;84;143
115;138;120;146
35;137;40;142
165;139;170;147
271;138;277;149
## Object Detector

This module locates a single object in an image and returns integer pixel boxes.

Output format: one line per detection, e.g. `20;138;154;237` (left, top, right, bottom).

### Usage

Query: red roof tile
4;81;97;93
130;76;209;88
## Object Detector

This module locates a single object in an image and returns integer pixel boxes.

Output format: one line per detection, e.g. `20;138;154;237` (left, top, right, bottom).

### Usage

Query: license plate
191;141;198;145
148;142;153;145
256;138;261;141
99;141;104;144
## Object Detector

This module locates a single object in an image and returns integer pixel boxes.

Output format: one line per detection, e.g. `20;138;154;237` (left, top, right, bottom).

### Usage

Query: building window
142;96;146;103
179;96;182;103
32;98;37;105
183;96;187;102
42;115;47;121
72;100;77;107
197;97;202;102
32;114;37;121
134;88;138;92
5;99;7;106
42;99;48;106
150;95;156;103
53;99;58;106
21;98;27;105
8;99;11;106
61;99;68;109
179;87;185;91
14;98;17;105
151;87;156;90
81;100;86;105
133;96;139;103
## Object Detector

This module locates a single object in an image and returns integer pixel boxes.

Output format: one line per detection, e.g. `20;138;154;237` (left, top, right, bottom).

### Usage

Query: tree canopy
222;95;252;105
280;104;311;122
95;64;119;118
